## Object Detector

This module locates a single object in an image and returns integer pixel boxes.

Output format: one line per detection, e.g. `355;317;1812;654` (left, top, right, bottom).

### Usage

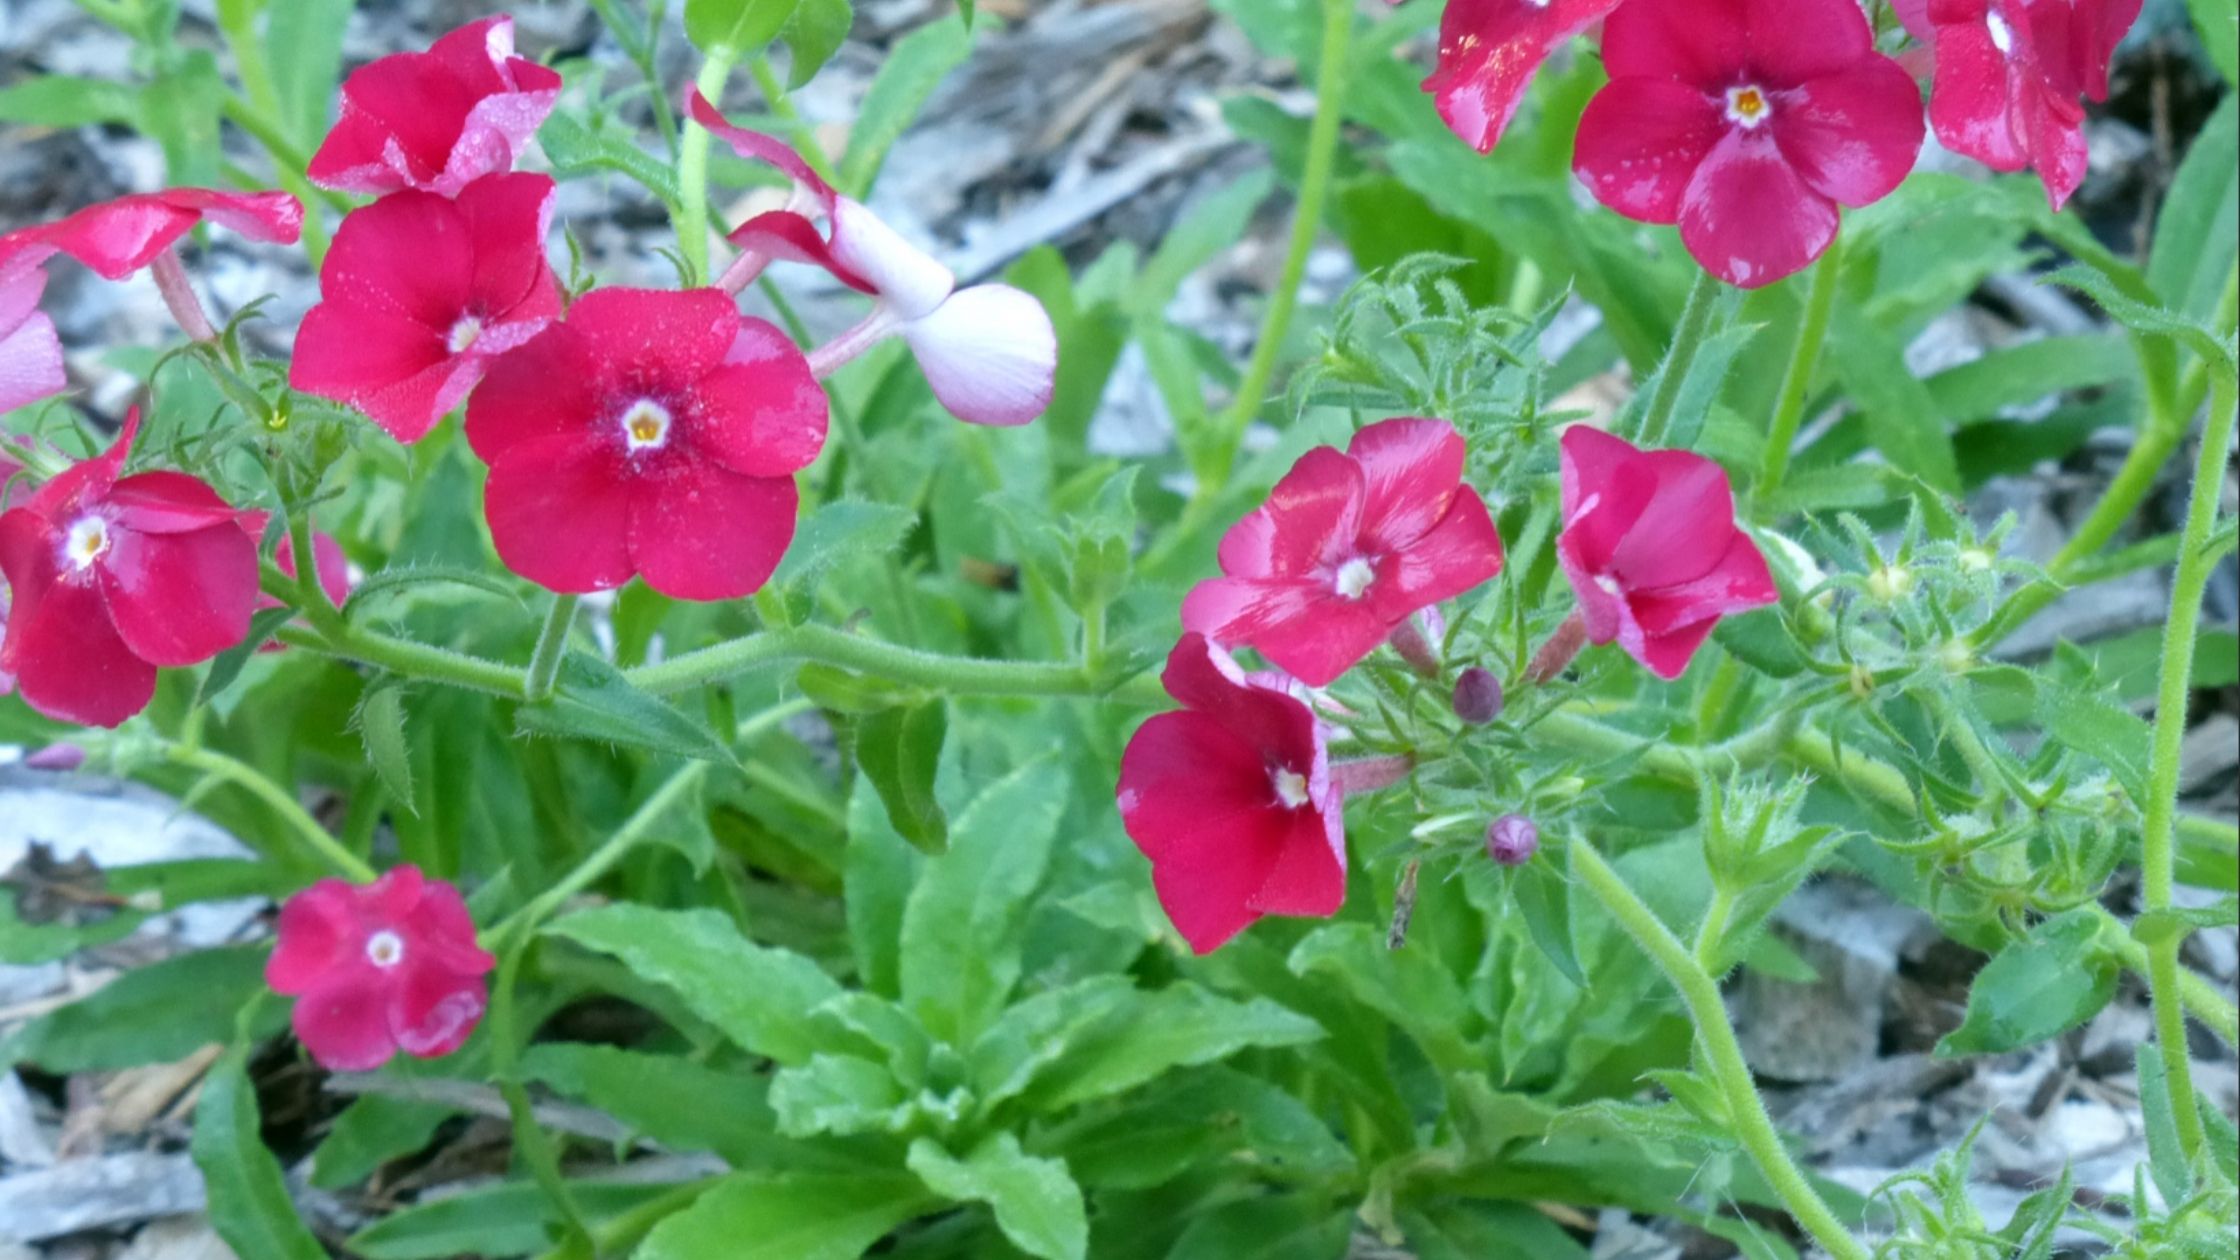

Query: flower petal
267;878;366;995
483;434;637;593
289;305;466;443
388;958;489;1059
725;209;877;294
1677;131;1840;287
1927;13;2032;171
98;521;258;667
1600;0;1749;86
1364;486;1504;620
0;553;156;728
628;459;799;601
1348;417;1466;551
309;16;558;197
1209;446;1365;581
1249;805;1347;920
0;273;65;415
1742;0;1876;86
1574;76;1727;224
314;188;479;330
1771;60;1925;206
1424;0;1622;152
900;284;1057;427
687;317;828;477
291;968;399;1071
828;200;955;320
463;321;601;462
1607;449;1741;588
565;287;739;394
688;91;836;200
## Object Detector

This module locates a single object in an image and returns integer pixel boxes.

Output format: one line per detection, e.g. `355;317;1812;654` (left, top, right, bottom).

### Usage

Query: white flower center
619;399;674;452
1332;557;1375;600
1271;767;1310;809
1985;10;2014;54
63;515;111;571
1594;573;1623;597
366;930;406;968
447;315;484;354
1724;84;1772;129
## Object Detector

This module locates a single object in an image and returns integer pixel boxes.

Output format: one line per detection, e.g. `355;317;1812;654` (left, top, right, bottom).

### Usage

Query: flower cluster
1428;0;2142;284
1119;418;1772;951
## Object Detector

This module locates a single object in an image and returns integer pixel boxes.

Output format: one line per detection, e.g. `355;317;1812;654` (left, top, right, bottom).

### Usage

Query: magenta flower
1555;426;1775;679
1117;634;1345;954
689;93;1057;427
1423;0;1624;153
290;173;562;443
0;265;66;416
1896;0;2138;209
266;865;498;1071
308;16;562;198
1181;417;1504;688
1572;0;1924;287
0;188;303;282
0;410;259;727
464;287;827;600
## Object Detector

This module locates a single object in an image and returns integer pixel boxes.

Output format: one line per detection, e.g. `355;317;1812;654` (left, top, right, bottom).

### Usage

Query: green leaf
907;1134;1087;1260
685;0;804;56
516;651;738;765
194;1040;328;1260
1712;607;1810;679
522;1042;779;1164
1166;1195;1352;1260
1044;1065;1354;1190
2150;92;2237;320
773;500;918;592
4;947;274;1072
1923;334;2138;423
2185;0;2239;86
2135;1043;2194;1206
768;1053;909;1137
1512;858;1587;986
836;15;971;198
1403;1201;1594;1260
2130;896;2239;950
1013;982;1323;1112
353;682;417;808
1289;923;1478;1071
636;1172;930;1260
0;75;142;127
1935;909;2118;1057
2035;684;2151;803
845;779;919;997
349;1180;664;1260
1129;170;1277;319
537;111;683;207
2046;263;2238;377
546;905;842;1065
854;700;948;855
781;0;853;88
1827;305;1960;491
264;0;351;147
897;760;1067;1042
143;50;226;185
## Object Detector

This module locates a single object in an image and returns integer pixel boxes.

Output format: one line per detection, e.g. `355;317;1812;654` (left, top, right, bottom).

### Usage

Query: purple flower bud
24;743;85;772
1486;814;1538;866
1451;667;1503;724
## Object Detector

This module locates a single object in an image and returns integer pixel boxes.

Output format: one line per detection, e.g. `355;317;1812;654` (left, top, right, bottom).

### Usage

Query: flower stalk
1633;268;1722;449
1755;233;1843;503
523;593;579;703
149;250;217;342
1570;835;1870;1260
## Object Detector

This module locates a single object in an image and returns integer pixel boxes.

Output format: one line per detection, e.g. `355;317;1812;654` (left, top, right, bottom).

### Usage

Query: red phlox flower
308;16;562;197
689;93;1057;427
465;287;828;600
0;265;66;416
0;189;303;282
1424;0;1625;153
1894;0;2138;209
0;409;259;727
290;173;561;443
1180;417;1504;688
1555;425;1775;679
266;864;498;1071
1117;633;1345;954
1572;0;1924;287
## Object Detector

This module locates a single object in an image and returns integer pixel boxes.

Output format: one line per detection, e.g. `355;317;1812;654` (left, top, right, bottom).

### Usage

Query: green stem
488;944;593;1248
675;50;739;285
1694;885;1737;974
1634;268;1723;449
1756;236;1843;501
524;595;580;703
1161;0;1352;555
630;622;1125;698
2136;372;2238;1162
1570;838;1871;1260
161;742;377;882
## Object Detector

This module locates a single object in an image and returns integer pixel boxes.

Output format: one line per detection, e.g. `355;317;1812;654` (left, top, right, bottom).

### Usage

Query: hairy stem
1755;236;1843;501
160;742;377;882
675;50;738;285
1634;268;1723;449
2137;371;2238;1161
523;594;580;704
1571;837;1870;1260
